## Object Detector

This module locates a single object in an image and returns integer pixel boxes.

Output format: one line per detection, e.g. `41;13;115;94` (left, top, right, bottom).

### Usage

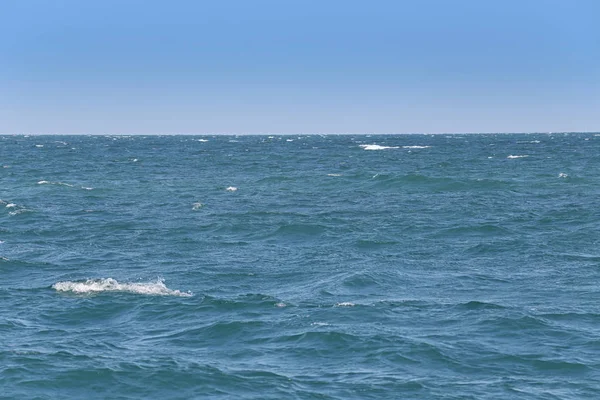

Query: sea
1;133;599;399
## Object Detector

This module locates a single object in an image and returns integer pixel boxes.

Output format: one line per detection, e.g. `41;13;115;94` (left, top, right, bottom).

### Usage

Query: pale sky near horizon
1;0;599;134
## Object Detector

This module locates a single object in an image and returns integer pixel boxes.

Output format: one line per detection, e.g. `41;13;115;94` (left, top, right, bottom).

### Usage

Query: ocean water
1;133;600;399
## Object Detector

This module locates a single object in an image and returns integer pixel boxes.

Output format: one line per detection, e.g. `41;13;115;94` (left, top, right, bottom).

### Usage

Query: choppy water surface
1;134;600;399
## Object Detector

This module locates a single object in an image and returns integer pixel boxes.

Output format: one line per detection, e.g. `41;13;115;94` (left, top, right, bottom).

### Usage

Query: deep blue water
1;133;600;399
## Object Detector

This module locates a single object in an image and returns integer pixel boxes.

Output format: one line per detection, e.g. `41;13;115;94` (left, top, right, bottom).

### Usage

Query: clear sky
1;0;598;134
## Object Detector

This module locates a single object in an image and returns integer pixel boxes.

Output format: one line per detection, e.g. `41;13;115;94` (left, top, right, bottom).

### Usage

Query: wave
37;180;74;187
38;180;94;190
402;145;431;149
360;144;399;150
52;278;192;297
2;201;32;216
507;155;528;159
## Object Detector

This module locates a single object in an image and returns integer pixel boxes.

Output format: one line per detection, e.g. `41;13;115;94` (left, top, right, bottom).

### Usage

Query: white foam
8;209;29;216
335;302;355;307
6;203;16;208
81;187;94;190
197;139;209;142
37;181;74;187
558;173;568;178
360;144;399;151
327;173;342;177
132;158;138;162
275;302;287;307
35;144;44;148
52;278;192;297
402;145;430;149
507;155;528;159
226;186;238;192
192;202;204;210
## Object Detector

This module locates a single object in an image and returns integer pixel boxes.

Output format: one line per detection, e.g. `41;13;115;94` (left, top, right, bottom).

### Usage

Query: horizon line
1;131;599;136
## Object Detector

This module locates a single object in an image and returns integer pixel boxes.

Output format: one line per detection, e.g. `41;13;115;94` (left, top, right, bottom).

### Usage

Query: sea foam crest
507;155;528;159
37;180;74;187
360;144;399;150
335;302;355;307
52;278;192;297
402;145;431;149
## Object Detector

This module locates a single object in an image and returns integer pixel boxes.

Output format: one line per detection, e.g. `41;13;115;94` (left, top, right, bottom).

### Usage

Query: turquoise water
1;133;599;399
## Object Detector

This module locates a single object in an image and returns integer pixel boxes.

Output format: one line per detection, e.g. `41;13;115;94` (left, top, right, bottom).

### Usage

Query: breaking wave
52;278;192;297
360;144;399;150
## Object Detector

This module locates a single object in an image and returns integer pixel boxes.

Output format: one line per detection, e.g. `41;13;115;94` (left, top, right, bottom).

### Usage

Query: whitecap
35;144;44;148
192;202;204;210
52;278;192;297
335;302;355;307
37;181;74;187
81;187;93;190
402;145;430;149
558;173;568;178
360;144;399;151
507;155;528;159
226;186;238;192
197;139;209;142
286;139;294;142
327;173;342;177
8;209;30;216
5;203;16;208
275;302;287;308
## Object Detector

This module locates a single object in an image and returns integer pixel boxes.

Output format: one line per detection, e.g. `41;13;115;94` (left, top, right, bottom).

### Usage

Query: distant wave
52;278;192;297
402;145;431;149
360;144;399;150
38;180;93;190
38;180;74;187
507;155;528;159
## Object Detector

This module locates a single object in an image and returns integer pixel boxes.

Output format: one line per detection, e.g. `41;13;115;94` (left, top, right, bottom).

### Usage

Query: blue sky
1;0;598;134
